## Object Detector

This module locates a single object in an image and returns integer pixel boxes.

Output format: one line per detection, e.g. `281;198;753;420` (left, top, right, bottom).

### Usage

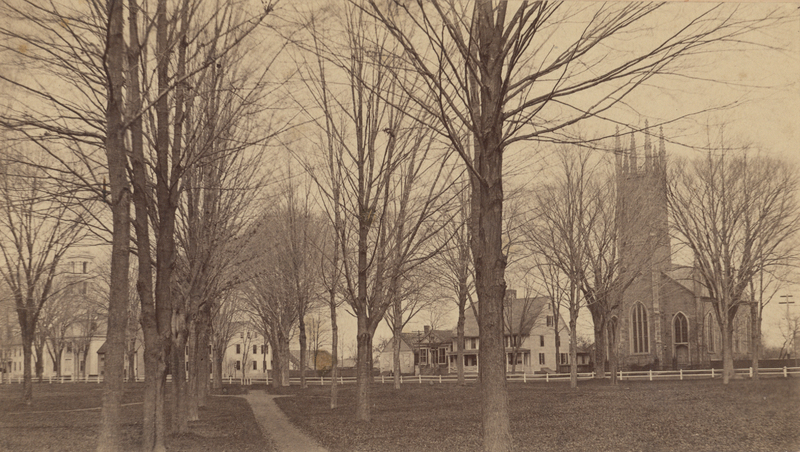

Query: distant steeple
629;131;637;172
658;126;666;170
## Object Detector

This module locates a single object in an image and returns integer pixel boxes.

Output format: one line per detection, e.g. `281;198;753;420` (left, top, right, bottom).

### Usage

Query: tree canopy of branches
668;150;800;384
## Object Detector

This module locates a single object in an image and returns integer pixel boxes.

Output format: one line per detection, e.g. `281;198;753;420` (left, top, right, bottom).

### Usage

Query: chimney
424;325;430;335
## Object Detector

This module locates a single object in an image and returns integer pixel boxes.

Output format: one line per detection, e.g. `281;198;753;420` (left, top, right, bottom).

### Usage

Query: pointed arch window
631;302;649;354
674;313;688;344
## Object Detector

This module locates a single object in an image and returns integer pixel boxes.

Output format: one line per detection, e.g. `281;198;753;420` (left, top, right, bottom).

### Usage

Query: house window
546;316;554;327
674;313;688;344
83;261;88;274
559;353;568;364
235;360;240;370
468;338;479;349
236;344;241;354
707;313;716;353
631;302;649;354
539;336;544;347
439;348;447;365
253;345;258;355
252;361;257;370
419;348;428;365
538;353;545;365
464;355;477;366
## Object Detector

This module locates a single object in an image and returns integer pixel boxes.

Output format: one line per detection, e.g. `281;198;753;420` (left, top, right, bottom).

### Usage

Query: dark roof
463;294;550;337
398;328;453;348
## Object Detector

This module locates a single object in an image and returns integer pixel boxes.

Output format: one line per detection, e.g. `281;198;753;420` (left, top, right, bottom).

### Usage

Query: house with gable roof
449;289;569;374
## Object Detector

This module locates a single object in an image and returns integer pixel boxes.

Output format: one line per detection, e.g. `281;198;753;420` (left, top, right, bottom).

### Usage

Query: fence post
418;374;421;384
340;376;343;384
381;375;384;384
546;373;549;383
680;369;683;381
49;376;51;384
400;374;403;384
784;366;788;378
711;368;714;378
439;375;442;384
649;370;653;381
749;367;753;378
523;373;526;383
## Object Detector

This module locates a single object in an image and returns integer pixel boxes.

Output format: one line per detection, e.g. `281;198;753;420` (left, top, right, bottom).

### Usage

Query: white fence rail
4;366;798;385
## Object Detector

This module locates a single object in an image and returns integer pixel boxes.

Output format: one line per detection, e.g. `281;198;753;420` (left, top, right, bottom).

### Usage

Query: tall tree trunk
355;315;371;421
456;292;466;386
392;299;402;389
589;309;606;379
212;345;224;390
22;330;32;403
750;301;760;381
35;343;44;383
608;319;618;386
329;299;339;409
470;4;511;448
195;311;211;408
171;329;188;433
722;314;734;384
127;339;137;381
569;319;578;389
97;0;131;448
299;315;307;389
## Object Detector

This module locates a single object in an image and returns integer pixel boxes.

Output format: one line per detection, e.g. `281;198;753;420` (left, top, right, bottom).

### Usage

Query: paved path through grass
244;393;327;452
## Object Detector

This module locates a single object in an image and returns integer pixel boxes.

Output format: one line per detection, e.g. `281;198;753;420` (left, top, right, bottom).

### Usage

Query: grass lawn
0;382;273;451
275;378;800;452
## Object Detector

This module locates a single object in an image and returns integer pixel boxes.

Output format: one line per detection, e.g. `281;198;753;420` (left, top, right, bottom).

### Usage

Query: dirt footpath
243;393;327;452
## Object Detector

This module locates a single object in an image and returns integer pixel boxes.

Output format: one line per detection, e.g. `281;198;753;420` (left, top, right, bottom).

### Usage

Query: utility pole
779;295;795;359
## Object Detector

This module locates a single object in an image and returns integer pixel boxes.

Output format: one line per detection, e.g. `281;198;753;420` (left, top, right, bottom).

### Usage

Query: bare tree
37;286;74;379
668;149;800;384
430;179;474;386
503;288;544;374
0;152;87;403
210;293;239;390
306;311;329;372
295;4;457;420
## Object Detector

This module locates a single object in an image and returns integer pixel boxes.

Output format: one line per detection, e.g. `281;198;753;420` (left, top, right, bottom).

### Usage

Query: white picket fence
4;366;798;385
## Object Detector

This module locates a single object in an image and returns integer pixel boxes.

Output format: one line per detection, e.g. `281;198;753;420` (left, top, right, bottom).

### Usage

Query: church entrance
675;345;689;368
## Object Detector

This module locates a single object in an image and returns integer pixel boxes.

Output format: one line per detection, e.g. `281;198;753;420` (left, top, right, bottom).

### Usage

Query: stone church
612;125;751;370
